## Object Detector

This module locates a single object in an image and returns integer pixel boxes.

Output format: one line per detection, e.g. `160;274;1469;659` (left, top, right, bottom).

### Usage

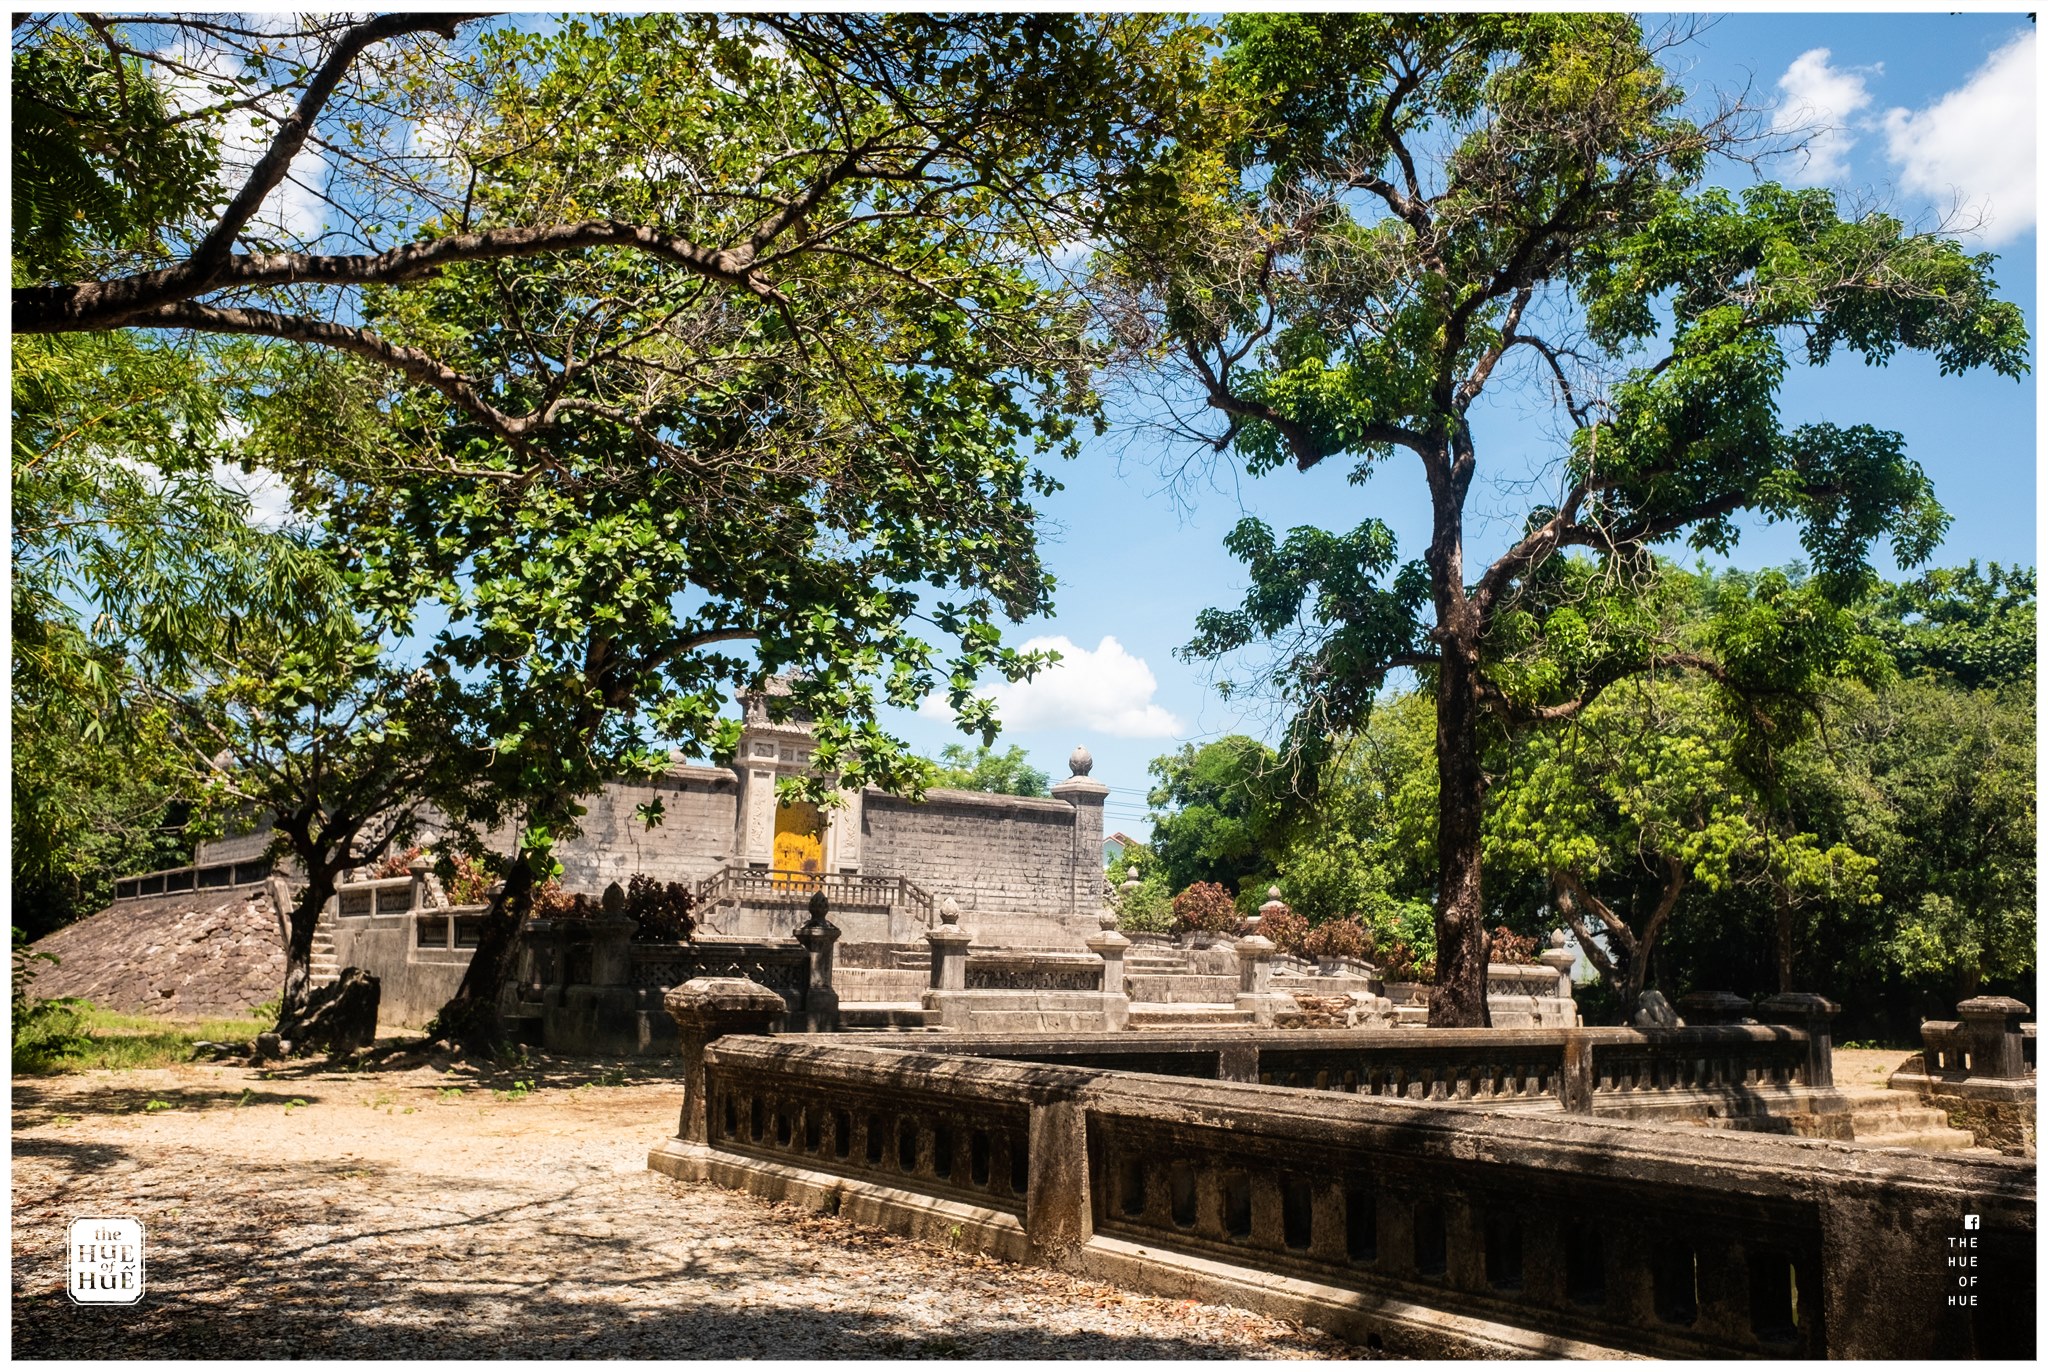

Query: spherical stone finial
806;889;830;924
1098;907;1120;932
603;881;626;916
939;896;962;926
1068;746;1094;777
1268;886;1283;903
1549;927;1569;949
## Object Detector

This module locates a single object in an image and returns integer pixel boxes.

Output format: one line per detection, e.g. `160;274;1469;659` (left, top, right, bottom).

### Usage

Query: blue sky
879;12;2040;839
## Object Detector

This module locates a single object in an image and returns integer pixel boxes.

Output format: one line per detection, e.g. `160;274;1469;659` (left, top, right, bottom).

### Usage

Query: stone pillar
1234;933;1293;1027
926;897;971;992
1559;1029;1595;1114
664;977;788;1143
1678;990;1755;1026
793;890;842;1033
1051;747;1110;916
824;785;864;874
1956;995;2031;1079
1759;992;1840;1089
1086;910;1130;995
408;857;434;913
1539;929;1577;1001
589;881;637;987
1024;1090;1093;1263
1086;908;1132;1032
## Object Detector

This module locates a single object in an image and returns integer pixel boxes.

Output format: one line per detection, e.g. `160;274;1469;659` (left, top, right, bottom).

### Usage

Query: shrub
1304;916;1374;963
529;882;589;919
625;874;695;942
1379;941;1436;984
1171;881;1239;934
1114;874;1174;933
442;852;494;906
372;845;425;879
1489;925;1539;965
1255;904;1308;956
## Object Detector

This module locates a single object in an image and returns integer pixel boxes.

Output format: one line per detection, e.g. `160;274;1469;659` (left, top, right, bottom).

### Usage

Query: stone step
1127;1005;1256;1029
1852;1128;1979;1153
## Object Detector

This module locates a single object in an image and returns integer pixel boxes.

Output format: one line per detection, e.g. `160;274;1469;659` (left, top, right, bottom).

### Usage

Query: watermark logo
67;1218;145;1305
1964;1214;1982;1230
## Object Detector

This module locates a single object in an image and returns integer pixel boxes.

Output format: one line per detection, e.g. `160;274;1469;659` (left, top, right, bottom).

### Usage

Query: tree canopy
1099;12;2029;1023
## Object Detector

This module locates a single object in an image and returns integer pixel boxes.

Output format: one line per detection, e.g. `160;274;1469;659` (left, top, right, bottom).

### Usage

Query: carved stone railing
693;865;933;922
965;951;1105;993
112;858;273;900
891;1027;1820;1119
629;942;812;1004
654;1036;2035;1359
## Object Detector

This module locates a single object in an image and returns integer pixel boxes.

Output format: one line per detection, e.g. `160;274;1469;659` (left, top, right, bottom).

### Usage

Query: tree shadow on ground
12;1080;327;1124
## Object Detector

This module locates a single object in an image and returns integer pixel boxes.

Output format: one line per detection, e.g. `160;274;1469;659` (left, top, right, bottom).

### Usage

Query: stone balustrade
1888;998;2037;1155
112;858;274;900
651;1034;2034;1359
859;1025;1821;1120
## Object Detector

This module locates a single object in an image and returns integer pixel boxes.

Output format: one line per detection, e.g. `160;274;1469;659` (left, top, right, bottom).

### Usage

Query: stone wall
26;887;284;1018
861;789;1088;914
547;765;739;892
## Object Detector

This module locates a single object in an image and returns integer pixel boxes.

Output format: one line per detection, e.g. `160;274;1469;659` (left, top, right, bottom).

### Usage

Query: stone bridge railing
652;1034;2033;1360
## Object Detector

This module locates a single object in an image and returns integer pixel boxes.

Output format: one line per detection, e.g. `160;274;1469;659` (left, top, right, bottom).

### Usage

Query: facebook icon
1964;1214;1982;1230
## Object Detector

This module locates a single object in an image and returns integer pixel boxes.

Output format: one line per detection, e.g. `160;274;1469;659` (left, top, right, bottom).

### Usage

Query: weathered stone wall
546;765;739;892
861;789;1084;914
26;889;284;1018
192;829;276;867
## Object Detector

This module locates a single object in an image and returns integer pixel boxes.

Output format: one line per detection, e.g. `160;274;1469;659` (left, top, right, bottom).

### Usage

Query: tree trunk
431;858;536;1055
1429;639;1492;1028
1774;900;1795;993
273;866;337;1039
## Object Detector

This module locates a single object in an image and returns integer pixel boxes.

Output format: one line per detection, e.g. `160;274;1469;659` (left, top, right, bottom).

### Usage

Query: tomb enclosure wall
860;787;1097;916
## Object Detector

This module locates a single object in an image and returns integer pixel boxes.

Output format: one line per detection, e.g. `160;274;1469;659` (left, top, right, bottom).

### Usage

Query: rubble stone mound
25;890;286;1018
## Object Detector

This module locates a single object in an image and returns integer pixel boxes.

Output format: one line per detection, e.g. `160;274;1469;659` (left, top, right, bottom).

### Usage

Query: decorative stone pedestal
1233;933;1295;1027
664;976;787;1144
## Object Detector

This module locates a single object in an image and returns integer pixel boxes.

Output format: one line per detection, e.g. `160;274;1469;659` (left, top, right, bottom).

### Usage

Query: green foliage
11;26;219;279
1303;916;1373;963
1145;736;1284;893
1862;563;2036;690
926;745;1050;797
1107;846;1174;933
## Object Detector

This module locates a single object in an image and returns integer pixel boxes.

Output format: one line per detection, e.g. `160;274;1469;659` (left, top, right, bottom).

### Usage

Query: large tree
1098;14;2029;1023
13;12;1207;1052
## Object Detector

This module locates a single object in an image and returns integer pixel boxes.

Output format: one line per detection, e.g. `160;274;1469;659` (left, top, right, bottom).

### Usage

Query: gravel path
14;1056;1357;1359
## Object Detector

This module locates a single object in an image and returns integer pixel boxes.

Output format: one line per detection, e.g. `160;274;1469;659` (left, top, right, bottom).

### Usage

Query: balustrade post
1758;992;1840;1088
1023;1089;1092;1263
589;881;637;988
793;890;842;1033
407;857;433;913
927;897;971;991
1234;933;1292;1026
663;977;788;1143
1085;910;1131;995
1538;929;1577;1002
1956;995;2031;1079
1560;1029;1595;1113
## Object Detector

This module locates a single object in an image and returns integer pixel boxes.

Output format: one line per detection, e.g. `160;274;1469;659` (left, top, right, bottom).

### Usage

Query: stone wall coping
704;1035;2034;1206
861;787;1080;817
337;875;418;891
774;1025;1809;1055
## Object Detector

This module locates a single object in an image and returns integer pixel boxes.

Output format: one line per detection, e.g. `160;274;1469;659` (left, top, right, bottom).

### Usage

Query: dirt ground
13;1053;1357;1359
1832;1047;1924;1090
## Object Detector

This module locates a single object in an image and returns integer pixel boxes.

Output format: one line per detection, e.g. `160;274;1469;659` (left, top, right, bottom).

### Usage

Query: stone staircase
308;910;341;988
1838;1087;1980;1152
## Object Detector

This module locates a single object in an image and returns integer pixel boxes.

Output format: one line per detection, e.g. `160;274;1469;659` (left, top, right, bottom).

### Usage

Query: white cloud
1882;30;2036;245
212;461;298;531
158;40;329;241
923;634;1184;739
1773;48;1875;186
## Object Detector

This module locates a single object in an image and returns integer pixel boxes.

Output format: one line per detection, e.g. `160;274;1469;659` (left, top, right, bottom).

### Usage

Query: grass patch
12;999;273;1076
